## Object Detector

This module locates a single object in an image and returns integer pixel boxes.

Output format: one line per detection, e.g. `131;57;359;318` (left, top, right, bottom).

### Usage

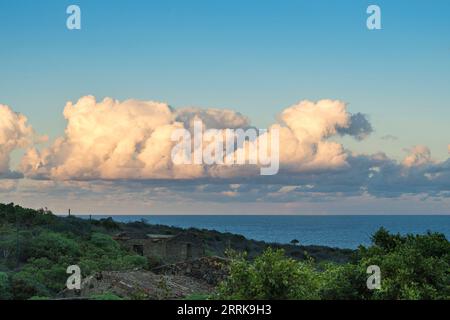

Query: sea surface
78;215;450;249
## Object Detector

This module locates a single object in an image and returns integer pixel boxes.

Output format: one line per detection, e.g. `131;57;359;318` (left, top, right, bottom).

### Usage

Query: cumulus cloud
210;100;371;177
402;145;433;167
21;97;368;180
10;95;450;205
275;99;353;171
5;95;450;206
0;104;36;177
175;107;250;130
367;155;450;198
20;96;199;180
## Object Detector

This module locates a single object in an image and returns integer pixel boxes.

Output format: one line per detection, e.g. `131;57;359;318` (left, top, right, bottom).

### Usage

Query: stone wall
118;234;205;265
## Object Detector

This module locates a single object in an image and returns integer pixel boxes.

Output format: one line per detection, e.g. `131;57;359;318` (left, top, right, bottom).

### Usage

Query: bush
2;203;450;300
79;233;147;272
217;248;321;300
319;263;367;300
27;231;81;263
10;271;51;300
0;272;12;300
217;229;450;300
358;229;450;300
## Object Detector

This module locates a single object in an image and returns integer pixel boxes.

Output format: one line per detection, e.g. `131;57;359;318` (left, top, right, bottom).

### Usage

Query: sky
1;0;450;214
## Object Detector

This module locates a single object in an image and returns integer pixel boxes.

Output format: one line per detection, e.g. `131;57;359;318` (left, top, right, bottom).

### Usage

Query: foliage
10;269;51;299
357;228;450;299
217;248;321;300
217;229;450;300
78;232;147;274
318;263;367;300
1;203;449;300
0;203;149;300
0;272;12;300
27;231;81;263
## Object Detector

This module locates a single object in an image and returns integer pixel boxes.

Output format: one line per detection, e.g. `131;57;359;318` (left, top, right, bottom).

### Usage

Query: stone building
113;231;205;265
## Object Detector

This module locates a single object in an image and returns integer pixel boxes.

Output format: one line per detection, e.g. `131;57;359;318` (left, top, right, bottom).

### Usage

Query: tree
290;239;300;246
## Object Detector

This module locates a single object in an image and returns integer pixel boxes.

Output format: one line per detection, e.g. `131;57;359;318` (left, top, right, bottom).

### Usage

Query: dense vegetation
0;203;147;299
1;203;449;300
217;229;450;300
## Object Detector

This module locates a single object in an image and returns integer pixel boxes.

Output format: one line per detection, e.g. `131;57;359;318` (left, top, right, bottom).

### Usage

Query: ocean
76;215;450;249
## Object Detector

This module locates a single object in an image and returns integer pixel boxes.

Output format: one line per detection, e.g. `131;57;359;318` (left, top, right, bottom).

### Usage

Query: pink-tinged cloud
19;96;367;180
0;104;35;177
402;145;433;167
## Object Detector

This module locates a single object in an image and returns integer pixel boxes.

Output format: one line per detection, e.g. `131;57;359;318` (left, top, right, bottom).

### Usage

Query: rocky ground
62;269;214;300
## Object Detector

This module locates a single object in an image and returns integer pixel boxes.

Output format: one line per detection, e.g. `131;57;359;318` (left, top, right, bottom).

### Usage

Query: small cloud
277;186;298;193
337;112;373;141
402;145;432;167
221;191;238;197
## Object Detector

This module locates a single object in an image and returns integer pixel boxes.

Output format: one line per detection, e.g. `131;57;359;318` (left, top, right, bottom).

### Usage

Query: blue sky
1;0;449;159
1;0;450;213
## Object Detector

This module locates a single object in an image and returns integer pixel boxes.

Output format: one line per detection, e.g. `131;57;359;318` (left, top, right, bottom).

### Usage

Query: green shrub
358;229;450;300
0;272;12;300
217;248;321;300
319;263;367;300
217;230;450;300
2;203;450;300
28;231;81;263
10;271;51;300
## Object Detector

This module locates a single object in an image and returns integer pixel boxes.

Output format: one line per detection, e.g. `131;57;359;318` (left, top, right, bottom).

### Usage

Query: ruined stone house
113;231;205;265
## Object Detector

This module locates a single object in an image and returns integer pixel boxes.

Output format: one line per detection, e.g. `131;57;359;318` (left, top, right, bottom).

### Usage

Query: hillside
0;203;352;299
1;203;449;300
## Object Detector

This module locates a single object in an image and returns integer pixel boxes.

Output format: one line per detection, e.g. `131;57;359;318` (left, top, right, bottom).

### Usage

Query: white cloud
6;95;450;208
0;104;36;176
175;107;250;130
275;99;352;171
402;145;433;167
21;97;366;180
20;96;197;180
